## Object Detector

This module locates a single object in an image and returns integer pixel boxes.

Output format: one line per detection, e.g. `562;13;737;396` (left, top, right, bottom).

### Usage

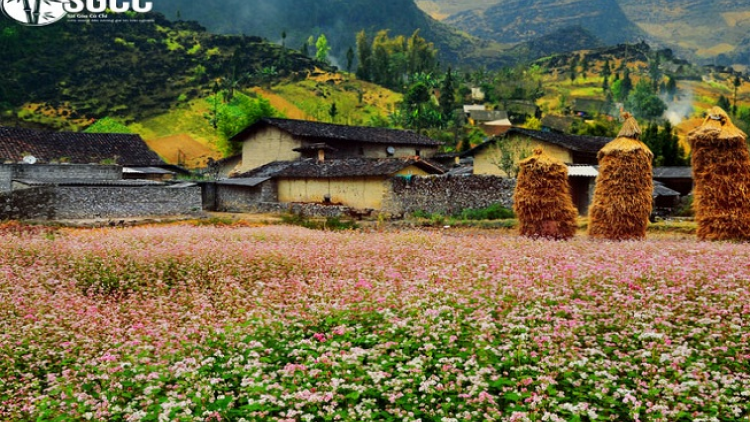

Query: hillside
445;0;649;46
0;12;329;131
151;0;481;67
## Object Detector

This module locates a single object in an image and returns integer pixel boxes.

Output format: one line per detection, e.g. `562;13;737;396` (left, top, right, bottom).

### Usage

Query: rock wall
0;186;202;220
383;175;516;216
0;164;122;193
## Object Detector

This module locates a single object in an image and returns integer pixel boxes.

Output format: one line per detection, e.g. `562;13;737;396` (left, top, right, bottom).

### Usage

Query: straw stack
513;147;578;240
688;106;750;241
588;113;653;240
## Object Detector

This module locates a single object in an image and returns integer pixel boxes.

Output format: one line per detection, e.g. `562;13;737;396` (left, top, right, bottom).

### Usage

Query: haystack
588;113;653;240
688;106;750;241
513;147;578;240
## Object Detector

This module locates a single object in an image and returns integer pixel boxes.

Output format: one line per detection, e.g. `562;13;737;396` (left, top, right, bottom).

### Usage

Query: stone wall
0;187;55;220
0;164;122;193
0;186;202;220
214;181;278;212
382;175;516;216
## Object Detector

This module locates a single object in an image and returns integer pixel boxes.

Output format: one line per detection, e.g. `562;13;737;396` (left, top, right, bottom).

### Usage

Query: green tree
618;69;633;102
717;95;731;112
328;102;338;123
315;34;331;64
733;76;741;115
439;68;457;122
601;59;611;79
569;55;578;84
355;30;371;81
625;80;665;120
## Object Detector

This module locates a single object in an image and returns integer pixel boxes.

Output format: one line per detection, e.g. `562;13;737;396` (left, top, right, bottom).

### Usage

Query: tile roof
231;118;441;147
0;126;164;166
275;158;445;179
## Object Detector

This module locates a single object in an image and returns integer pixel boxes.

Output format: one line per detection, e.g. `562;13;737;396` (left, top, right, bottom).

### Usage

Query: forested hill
0;13;330;128
151;0;479;66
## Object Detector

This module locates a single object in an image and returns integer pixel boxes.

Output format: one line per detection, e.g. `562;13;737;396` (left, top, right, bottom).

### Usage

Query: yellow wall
278;177;389;210
473;138;572;176
238;126;301;173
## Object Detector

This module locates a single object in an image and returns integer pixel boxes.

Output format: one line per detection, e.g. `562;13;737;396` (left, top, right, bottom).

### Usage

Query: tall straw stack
688;106;750;241
588;113;653;240
513;147;578;240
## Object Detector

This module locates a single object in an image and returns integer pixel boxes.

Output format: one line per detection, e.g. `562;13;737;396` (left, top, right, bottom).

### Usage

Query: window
415;149;421;157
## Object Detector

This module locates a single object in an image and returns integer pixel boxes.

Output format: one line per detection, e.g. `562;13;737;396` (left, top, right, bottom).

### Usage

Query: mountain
151;0;479;66
445;0;648;46
421;0;750;68
0;13;328;129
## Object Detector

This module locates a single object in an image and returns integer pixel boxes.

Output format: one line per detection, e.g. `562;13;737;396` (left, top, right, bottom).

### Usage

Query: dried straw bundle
688;106;750;241
513;148;578;240
588;114;653;240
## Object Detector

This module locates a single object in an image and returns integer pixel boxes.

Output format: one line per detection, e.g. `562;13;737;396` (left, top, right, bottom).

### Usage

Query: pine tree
439;68;456;122
355;30;371;81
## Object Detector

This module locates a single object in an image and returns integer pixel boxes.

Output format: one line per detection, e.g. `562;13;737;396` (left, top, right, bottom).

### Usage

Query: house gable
239;125;302;173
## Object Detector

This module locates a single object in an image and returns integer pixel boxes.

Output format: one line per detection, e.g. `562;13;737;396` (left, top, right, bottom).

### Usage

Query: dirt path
251;87;314;121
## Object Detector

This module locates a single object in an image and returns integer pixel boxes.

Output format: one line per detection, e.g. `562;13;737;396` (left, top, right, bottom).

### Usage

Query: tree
490;138;532;178
281;30;286;48
625;80;666;121
618;68;633;102
315;34;331;64
355;30;371;81
733;76;741;115
665;76;677;100
346;47;354;74
717;95;731;112
439;68;456;122
569;55;578;84
300;41;309;57
601;59;611;79
328;102;338;123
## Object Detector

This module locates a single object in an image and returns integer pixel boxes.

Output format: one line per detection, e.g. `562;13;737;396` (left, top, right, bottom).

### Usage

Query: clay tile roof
0;126;165;166
463;127;610;157
231;118;441;147
652;166;693;179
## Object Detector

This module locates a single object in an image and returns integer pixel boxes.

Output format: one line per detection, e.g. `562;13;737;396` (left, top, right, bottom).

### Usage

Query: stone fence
382;174;516;217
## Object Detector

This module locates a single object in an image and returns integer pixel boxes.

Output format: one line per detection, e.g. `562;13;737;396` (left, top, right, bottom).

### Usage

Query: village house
227;118;442;175
0;126;201;220
208;118;446;213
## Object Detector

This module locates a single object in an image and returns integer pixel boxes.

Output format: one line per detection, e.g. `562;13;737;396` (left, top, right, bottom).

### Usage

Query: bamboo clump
513;147;578;240
588;113;653;240
688;106;750;241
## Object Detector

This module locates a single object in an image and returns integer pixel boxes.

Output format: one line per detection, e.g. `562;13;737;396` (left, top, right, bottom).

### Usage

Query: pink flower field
1;224;749;421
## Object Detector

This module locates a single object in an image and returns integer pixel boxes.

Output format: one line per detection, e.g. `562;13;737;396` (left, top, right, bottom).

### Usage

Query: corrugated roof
232;118;441;147
567;165;599;177
0;126;164;166
217;177;271;187
123;166;175;174
470;110;509;122
653;166;692;179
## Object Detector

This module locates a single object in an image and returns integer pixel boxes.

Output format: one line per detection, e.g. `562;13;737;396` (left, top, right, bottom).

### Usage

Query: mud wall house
229;118;442;174
466;128;610;176
467;110;512;136
465;128;610;215
653;166;693;196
